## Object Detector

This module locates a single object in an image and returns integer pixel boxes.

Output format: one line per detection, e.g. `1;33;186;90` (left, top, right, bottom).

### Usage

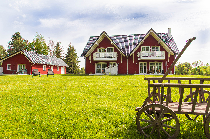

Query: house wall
85;37;127;74
32;64;66;74
2;53;32;74
128;35;175;74
85;34;175;75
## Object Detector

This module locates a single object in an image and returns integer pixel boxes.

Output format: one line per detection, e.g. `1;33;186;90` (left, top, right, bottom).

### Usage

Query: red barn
81;28;179;75
0;50;68;75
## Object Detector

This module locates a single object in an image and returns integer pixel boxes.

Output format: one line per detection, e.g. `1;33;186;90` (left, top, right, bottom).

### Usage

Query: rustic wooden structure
135;37;210;138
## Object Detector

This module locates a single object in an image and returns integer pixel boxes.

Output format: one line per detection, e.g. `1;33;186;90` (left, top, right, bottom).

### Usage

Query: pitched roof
81;28;179;57
1;50;68;67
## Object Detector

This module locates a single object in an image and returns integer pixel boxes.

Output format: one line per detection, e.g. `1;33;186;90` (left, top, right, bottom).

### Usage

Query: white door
51;66;53;71
139;62;147;74
61;67;65;74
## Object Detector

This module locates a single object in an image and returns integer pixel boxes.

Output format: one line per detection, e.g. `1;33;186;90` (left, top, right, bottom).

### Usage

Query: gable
1;51;33;63
130;29;176;56
81;28;179;57
1;50;68;67
84;31;125;57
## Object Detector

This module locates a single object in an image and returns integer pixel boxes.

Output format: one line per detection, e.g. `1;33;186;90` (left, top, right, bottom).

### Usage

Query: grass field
0;74;209;138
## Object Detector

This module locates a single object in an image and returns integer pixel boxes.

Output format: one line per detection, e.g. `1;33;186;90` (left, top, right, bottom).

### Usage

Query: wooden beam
159;37;196;83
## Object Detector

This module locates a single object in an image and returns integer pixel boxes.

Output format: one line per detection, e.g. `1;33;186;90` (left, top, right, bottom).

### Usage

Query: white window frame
139;62;147;74
97;48;105;52
141;46;150;51
106;47;114;52
95;62;107;74
57;66;59;71
17;64;26;72
43;65;46;71
7;64;11;70
149;62;162;73
151;46;160;51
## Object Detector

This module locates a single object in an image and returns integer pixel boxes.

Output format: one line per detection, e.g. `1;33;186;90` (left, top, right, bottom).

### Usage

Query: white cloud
0;0;210;68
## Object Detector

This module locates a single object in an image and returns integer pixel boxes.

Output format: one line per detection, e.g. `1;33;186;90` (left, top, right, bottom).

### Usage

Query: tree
64;43;80;74
0;45;7;66
29;33;49;55
48;40;55;56
175;62;192;75
7;32;28;55
80;67;85;74
54;42;63;58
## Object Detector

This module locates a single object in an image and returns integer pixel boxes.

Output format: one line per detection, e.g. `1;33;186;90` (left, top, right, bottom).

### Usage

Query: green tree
54;42;63;58
7;32;28;55
0;45;7;66
80;67;85;74
64;43;80;74
175;62;192;75
29;33;49;55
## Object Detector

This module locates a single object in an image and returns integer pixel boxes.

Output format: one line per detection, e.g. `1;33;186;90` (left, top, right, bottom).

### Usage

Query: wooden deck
160;102;209;115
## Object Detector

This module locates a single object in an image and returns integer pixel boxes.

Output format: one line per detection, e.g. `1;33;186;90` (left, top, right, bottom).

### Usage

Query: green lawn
0;74;208;138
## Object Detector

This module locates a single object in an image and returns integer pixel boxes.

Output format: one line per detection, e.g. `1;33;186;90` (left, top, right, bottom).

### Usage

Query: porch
93;52;117;61
137;51;165;60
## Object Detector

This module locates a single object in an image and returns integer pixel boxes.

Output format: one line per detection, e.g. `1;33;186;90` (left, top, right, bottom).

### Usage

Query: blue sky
0;0;210;68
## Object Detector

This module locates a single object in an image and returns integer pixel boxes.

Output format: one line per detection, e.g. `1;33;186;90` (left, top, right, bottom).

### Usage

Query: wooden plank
178;80;181;95
148;80;150;97
189;80;193;101
145;77;210;81
153;86;156;103
192;88;198;113
200;79;204;102
178;88;184;112
167;80;172;103
149;83;210;88
206;95;210;114
159;37;196;83
153;102;209;114
160;86;164;104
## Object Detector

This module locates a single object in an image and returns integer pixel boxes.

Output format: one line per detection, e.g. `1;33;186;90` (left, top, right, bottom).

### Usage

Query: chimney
168;28;171;38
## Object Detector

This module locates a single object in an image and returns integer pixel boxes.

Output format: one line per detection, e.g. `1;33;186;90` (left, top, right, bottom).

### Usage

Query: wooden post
178;87;184;112
148;80;150;97
189;80;193;101
178;80;181;95
192;88;199;113
167;80;171;103
200;79;204;102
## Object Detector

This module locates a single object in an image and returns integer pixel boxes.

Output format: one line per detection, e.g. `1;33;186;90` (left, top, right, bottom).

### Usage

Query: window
149;62;162;73
141;46;150;51
57;66;59;71
96;63;107;73
43;65;46;71
152;46;160;51
98;48;105;52
107;47;114;52
7;64;11;70
109;62;117;67
139;62;147;74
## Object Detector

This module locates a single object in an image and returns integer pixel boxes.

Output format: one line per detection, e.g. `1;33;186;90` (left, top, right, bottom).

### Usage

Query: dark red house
81;28;179;75
0;50;68;75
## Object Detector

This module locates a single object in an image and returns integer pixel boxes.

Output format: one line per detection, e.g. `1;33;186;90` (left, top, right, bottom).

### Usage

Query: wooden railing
148;83;210;114
144;77;210;105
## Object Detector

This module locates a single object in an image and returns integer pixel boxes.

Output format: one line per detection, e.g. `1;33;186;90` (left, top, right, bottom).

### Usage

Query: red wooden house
81;28;179;75
0;50;68;75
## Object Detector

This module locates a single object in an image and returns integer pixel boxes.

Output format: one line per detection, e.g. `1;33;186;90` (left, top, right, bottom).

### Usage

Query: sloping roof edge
84;31;126;57
129;28;175;56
